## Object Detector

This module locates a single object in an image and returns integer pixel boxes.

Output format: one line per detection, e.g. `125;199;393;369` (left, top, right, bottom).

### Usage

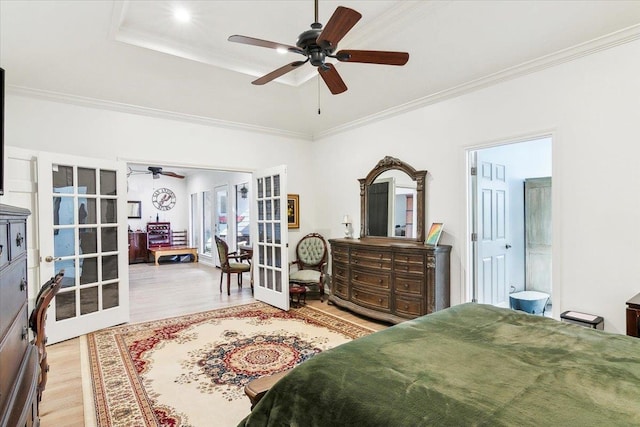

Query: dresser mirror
359;156;427;242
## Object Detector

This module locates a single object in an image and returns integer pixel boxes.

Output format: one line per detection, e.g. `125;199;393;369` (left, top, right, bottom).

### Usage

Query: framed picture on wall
287;194;299;229
127;200;142;219
425;222;444;246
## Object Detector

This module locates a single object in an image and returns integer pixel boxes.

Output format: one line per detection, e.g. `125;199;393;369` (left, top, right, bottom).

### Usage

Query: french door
37;152;129;344
251;165;289;310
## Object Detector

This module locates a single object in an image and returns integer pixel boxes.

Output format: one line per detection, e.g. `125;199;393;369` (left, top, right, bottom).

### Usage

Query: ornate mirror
359;156;426;242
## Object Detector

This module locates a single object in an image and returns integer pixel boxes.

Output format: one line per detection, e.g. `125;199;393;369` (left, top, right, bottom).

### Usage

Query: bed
239;303;640;426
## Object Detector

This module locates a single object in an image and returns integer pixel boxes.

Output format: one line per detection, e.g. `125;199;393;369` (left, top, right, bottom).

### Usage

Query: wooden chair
215;236;251;295
29;270;64;404
289;233;328;301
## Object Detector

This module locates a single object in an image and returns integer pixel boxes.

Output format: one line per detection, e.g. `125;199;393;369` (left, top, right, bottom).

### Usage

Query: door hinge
470;167;477;176
471;232;477;242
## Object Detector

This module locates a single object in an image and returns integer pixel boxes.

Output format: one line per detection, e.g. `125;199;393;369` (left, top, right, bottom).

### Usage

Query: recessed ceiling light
174;8;191;23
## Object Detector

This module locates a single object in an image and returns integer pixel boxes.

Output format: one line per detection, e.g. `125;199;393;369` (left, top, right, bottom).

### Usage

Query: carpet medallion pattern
88;302;373;427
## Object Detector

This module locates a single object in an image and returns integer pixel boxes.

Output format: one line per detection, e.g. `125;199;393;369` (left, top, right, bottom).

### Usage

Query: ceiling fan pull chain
317;76;321;115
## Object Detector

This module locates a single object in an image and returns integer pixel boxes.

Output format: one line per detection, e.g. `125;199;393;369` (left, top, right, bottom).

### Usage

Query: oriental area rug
85;302;373;427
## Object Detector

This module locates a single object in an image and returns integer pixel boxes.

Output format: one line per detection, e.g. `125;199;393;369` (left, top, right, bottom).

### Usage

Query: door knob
44;256;62;262
505;244;512;249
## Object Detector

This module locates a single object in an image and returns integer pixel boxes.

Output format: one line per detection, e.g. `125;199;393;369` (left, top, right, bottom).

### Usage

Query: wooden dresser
328;238;451;324
626;292;640;337
0;204;39;427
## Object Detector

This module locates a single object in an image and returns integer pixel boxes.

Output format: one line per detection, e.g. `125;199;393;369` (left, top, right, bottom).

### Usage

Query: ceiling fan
228;0;409;94
127;166;185;180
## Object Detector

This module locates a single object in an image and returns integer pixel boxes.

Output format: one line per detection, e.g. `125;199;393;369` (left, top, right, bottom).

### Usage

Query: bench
148;246;198;266
244;369;290;409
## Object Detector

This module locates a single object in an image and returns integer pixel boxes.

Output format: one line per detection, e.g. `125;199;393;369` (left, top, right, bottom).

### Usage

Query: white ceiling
2;1;640;139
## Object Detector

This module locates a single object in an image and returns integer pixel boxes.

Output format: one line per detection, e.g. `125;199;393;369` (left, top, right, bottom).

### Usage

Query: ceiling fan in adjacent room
228;0;409;94
127;166;185;180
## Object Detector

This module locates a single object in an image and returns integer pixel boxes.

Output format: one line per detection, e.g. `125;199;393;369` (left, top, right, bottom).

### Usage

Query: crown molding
314;23;640;140
7;85;312;140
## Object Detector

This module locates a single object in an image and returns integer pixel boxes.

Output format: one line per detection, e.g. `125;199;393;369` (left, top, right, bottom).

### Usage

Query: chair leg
238;272;243;287
227;272;232;296
219;272;223;293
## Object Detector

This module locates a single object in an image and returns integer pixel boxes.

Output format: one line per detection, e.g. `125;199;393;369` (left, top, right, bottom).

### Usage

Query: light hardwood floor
39;261;388;426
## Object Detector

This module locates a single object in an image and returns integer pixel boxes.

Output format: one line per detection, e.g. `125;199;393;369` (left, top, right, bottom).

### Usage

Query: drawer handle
354;275;358;280
404;304;409;310
378;298;383;303
20;279;27;291
354;259;359;264
403;283;409;288
15;232;24;247
22;326;29;341
378;279;383;284
354;292;358;298
379;262;382;268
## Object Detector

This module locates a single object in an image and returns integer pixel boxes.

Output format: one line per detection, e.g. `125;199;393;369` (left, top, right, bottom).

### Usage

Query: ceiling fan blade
318;64;347;95
252;61;307;85
316;6;362;49
160;171;185;179
336;50;409;66
228;35;305;55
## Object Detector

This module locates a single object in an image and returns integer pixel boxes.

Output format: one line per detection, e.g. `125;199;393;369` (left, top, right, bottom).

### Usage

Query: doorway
468;137;552;311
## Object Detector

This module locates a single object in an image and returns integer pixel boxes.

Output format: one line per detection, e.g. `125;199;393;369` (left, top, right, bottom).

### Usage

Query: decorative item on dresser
328;156;451;323
626;292;640;337
0;204;40;427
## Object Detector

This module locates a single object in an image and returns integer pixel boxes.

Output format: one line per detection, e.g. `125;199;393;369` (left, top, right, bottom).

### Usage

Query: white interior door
37;152;129;344
476;154;510;307
251;165;289;310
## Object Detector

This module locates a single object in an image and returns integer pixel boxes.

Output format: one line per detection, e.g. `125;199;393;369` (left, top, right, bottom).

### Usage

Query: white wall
312;38;640;333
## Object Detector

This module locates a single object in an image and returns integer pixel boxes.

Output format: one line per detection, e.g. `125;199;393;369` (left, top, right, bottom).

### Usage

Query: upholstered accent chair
29;270;64;404
215;236;252;295
289;233;328;301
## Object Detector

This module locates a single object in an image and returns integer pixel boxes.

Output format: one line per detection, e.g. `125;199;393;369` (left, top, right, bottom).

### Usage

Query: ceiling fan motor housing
297;25;334;67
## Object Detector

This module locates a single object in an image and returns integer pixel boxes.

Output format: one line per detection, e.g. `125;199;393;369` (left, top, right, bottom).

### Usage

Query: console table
626;292;640;337
328;238;451;324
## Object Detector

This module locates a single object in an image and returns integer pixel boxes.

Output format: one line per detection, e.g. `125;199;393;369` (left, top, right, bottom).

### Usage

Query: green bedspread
239;303;640;426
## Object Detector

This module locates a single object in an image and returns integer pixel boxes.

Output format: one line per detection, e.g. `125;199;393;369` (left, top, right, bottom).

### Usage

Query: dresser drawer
331;245;349;263
351;249;392;270
393;252;425;275
332;262;349;281
0;222;8;268
0;260;28;338
0;304;30;411
9;221;27;260
394;274;425;296
352;268;391;291
351;286;390;312
333;278;349;300
394;295;424;317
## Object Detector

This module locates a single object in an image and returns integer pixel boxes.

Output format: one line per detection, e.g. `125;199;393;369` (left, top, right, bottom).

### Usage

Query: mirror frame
359;156;427;242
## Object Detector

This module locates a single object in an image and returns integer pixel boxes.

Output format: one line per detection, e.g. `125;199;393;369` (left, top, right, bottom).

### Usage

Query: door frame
465;134;554;314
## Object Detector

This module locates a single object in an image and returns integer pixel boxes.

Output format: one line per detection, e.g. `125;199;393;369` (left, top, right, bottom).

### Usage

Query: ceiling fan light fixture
173;8;191;23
